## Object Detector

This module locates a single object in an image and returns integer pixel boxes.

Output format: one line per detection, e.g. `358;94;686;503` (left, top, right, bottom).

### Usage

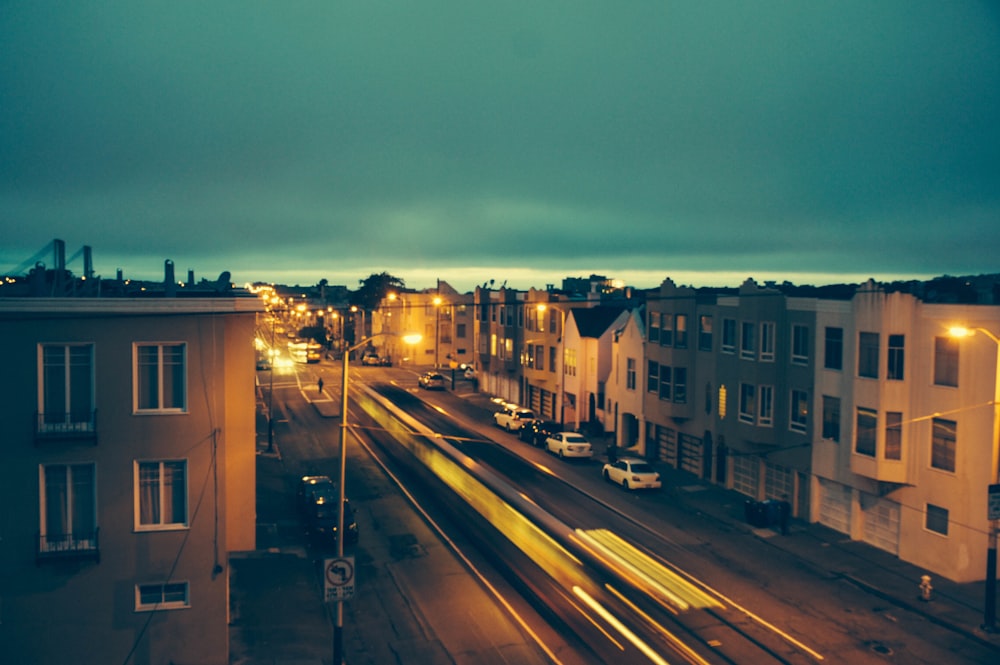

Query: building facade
0;295;261;664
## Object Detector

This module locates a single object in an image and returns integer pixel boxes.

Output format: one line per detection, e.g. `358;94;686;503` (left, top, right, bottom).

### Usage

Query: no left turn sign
324;556;355;602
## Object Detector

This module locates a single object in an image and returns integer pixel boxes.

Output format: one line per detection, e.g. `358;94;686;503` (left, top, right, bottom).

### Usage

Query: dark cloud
2;2;998;292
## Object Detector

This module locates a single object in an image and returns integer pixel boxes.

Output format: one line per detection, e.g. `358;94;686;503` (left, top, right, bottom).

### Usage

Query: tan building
375;280;474;369
0;293;261;664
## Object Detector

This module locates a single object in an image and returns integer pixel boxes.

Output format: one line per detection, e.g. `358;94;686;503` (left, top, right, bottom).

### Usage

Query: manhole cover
869;642;894;656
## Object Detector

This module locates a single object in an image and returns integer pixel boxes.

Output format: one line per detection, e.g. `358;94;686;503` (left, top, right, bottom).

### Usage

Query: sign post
324;556;355;603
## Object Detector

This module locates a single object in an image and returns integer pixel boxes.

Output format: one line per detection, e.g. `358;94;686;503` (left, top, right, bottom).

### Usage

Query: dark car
297;475;359;545
518;419;561;447
418;371;446;390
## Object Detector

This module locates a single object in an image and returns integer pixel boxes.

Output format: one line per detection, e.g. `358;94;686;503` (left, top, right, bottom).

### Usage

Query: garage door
817;478;852;535
861;495;900;555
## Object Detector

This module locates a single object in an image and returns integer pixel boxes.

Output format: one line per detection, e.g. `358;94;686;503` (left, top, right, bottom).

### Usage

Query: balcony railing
36;528;100;564
35;410;98;444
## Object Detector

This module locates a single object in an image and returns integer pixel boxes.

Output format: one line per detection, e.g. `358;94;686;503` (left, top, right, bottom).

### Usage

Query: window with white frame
135;460;188;530
40;344;95;432
739;383;755;424
135;582;190;611
740;321;756;360
887;334;905;381
759;322;775;361
647;360;659;393
721;318;736;353
134;343;187;412
789;389;809;433
791;324;809;364
626;358;636;390
757;385;773;426
39;463;97;553
563;348;576;377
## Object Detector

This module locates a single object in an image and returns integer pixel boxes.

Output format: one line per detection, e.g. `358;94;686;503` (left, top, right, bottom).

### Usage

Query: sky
2;2;998;294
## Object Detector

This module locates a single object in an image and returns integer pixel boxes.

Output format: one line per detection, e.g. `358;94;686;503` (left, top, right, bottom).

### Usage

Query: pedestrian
317;377;324;394
607;442;618;464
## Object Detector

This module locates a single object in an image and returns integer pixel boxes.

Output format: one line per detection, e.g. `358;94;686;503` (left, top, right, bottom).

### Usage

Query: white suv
493;404;535;432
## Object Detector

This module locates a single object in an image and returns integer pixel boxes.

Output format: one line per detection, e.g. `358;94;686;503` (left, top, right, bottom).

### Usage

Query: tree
353;272;406;311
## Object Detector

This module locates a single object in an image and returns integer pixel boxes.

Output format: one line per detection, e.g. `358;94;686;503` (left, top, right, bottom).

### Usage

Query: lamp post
950;325;1000;632
266;296;284;453
433;296;443;369
333;331;420;664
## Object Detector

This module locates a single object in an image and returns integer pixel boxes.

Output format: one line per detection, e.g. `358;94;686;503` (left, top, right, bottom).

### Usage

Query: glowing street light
333;331;421;663
950;325;1000;632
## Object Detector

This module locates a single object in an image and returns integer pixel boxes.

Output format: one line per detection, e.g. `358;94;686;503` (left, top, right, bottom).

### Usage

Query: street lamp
950;325;1000;632
333;330;421;663
266;296;285;453
433;296;444;369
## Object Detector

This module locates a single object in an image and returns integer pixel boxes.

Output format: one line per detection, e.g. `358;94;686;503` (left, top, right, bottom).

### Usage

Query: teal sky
2;2;998;292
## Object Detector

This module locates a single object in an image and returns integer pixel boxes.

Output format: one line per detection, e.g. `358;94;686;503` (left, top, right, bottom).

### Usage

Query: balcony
35;410;98;444
36;528;100;565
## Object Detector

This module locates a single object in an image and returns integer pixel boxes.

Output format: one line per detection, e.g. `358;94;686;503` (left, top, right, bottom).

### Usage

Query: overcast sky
2;2;998;293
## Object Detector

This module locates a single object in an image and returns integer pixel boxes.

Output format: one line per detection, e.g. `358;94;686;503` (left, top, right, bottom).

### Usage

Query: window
675;314;688;348
739;383;755;424
933;336;959;387
456;323;467;339
136;582;190;611
647;360;659;393
535;344;544;371
887;334;904;380
135;343;187;412
759;322;775;361
822;396;841;441
40;344;95;433
858;332;879;379
39;463;97;554
885;411;902;460
824;327;843;370
658;365;672;401
135;460;188;530
549;347;556;373
925;504;949;536
740;321;755;360
648;311;660;343
660;313;674;346
721;318;736;354
855;407;877;456
789;389;809;433
563;348;576;377
626;358;636;390
931;418;956;472
673;367;687;404
758;385;773;426
791;324;809;364
698;315;713;351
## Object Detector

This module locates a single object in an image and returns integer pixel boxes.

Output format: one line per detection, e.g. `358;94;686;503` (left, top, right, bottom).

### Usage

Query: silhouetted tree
353;272;406;311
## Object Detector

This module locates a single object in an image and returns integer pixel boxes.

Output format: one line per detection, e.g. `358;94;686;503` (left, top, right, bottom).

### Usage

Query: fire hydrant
919;574;933;602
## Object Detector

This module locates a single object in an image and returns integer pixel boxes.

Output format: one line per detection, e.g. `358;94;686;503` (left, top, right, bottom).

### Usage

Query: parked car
602;458;662;490
418;371;446;390
544;432;594;459
361;353;381;366
297;475;359;544
493;404;536;432
518;419;561;446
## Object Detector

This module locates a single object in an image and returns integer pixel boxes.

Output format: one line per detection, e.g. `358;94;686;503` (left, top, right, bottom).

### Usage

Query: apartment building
0;292;261;664
374;280;474;369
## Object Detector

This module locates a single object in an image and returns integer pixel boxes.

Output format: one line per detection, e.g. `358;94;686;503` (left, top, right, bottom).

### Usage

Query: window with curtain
41;344;95;431
136;460;188;529
933;337;959;387
931;418;956;472
40;463;97;551
135;343;186;412
855;407;877;456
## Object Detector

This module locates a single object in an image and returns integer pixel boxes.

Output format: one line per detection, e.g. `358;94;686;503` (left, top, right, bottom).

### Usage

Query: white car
602;458;661;490
493;404;536;432
544;432;593;459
